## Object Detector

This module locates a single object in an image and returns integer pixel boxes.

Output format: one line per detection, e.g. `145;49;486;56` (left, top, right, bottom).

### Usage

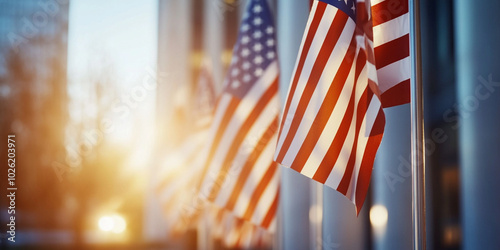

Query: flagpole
409;0;426;249
310;182;323;250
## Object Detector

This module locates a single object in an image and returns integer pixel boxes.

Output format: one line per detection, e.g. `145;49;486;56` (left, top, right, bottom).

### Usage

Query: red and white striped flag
154;130;210;236
154;59;217;236
211;208;271;249
372;0;410;107
224;216;271;248
274;0;409;213
197;0;280;230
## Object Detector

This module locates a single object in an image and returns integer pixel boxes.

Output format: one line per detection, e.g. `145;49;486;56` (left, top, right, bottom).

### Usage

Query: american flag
211;207;272;248
197;0;280;230
154;59;217;236
154;130;210;236
274;0;409;213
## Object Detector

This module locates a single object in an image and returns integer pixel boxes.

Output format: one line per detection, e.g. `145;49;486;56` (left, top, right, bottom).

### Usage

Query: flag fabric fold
274;0;409;213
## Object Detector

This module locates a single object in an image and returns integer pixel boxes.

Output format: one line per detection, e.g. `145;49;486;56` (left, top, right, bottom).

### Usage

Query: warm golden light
98;216;114;232
370;205;388;228
111;215;127;233
98;215;127;234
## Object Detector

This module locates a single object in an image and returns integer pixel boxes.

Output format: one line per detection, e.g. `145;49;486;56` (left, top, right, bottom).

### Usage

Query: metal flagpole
409;0;426;249
310;182;323;250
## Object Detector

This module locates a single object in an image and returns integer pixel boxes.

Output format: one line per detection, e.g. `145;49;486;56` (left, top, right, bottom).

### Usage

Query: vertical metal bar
409;0;426;249
276;0;313;249
310;182;323;250
316;183;323;250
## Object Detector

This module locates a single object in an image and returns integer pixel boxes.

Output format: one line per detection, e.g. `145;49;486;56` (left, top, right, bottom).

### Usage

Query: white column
372;105;412;250
276;0;311;249
455;1;500;249
204;0;225;92
144;0;193;243
156;0;193;145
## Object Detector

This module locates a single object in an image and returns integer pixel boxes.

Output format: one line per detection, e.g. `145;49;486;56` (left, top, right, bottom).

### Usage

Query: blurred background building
0;0;70;247
1;0;500;249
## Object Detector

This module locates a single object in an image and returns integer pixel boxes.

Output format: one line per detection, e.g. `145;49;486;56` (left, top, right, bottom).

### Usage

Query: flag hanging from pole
154;59;217;236
197;0;280;230
274;0;409;213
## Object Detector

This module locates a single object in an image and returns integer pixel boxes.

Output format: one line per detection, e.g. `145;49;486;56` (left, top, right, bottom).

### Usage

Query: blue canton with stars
223;0;277;99
320;0;357;20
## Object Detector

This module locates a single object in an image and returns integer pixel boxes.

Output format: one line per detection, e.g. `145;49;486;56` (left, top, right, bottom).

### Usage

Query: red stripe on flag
380;78;410;108
311;37;361;183
276;10;350;164
289;35;357;174
277;3;327;143
312;89;355;183
207;80;278;201
260;188;279;228
337;87;373;194
354;109;384;214
371;0;408;26
197;98;240;189
374;34;409;69
242;161;277;222
224;117;279;211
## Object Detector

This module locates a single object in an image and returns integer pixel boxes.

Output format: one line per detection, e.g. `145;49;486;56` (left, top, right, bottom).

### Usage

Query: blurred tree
63;62;146;247
0;34;69;232
0;3;147;247
1;40;146;246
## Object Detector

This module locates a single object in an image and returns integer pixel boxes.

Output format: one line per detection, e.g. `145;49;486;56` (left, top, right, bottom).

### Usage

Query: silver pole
310;182;323;250
409;0;426;249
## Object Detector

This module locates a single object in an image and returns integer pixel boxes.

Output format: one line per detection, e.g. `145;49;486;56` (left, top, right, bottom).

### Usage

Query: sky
66;0;159;171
